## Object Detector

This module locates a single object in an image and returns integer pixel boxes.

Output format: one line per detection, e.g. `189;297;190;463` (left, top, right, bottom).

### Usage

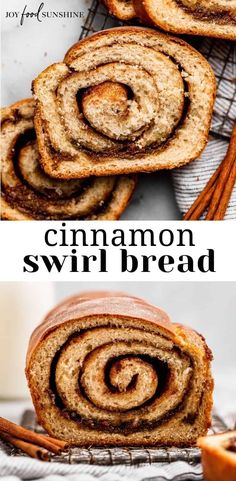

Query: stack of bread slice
1;27;216;220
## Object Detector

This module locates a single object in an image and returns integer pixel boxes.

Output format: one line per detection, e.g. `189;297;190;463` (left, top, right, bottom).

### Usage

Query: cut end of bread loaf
26;292;213;447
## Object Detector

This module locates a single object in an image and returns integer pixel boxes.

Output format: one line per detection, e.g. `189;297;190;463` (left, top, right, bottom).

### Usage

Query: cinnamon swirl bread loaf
105;1;236;40
0;100;136;220
26;292;213;446
33;27;216;179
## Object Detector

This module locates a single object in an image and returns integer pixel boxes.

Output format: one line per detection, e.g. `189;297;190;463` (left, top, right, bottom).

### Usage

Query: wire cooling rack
0;409;228;466
79;0;236;140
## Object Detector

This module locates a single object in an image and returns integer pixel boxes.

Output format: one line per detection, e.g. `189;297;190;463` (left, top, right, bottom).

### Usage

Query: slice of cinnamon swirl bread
32;27;216;179
137;0;236;40
103;1;236;40
1;99;136;220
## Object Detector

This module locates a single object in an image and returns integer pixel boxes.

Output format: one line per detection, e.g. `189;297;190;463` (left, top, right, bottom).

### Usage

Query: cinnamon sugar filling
35;42;193;160
48;326;205;435
47;75;190;164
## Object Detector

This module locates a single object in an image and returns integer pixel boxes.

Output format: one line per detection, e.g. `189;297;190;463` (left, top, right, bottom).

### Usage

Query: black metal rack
0;409;228;466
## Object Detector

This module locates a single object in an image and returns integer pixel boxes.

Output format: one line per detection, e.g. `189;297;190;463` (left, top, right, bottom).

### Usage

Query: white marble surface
2;0;86;105
1;0;181;220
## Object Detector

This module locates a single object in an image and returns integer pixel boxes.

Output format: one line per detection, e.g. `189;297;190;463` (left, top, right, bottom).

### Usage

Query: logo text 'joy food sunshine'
5;2;84;26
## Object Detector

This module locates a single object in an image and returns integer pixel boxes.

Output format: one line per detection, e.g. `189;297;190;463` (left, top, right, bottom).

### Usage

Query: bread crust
33;27;216;179
26;292;173;364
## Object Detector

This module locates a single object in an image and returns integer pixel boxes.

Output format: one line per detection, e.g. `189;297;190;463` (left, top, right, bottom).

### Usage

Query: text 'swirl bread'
26;292;213;446
104;1;236;40
0;100;136;220
33;27;216;179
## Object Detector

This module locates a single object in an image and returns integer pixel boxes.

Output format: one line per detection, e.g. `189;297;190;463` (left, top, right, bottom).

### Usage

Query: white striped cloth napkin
0;455;203;481
172;39;236;219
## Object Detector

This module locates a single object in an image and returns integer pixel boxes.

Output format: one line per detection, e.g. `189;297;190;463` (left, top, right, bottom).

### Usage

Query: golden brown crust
33;27;215;179
26;292;174;364
26;292;213;447
198;431;236;481
1;99;136;220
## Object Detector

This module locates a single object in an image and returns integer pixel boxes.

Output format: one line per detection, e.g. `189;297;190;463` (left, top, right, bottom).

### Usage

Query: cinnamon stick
44;435;68;449
206;122;236;220
0;417;67;455
183;182;217;220
183;122;236;221
1;431;49;461
213;150;236;220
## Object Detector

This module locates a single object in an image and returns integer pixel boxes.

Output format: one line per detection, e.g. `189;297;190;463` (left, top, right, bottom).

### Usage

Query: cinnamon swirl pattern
33;27;216;179
26;292;213;446
108;1;236;39
0;100;136;220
